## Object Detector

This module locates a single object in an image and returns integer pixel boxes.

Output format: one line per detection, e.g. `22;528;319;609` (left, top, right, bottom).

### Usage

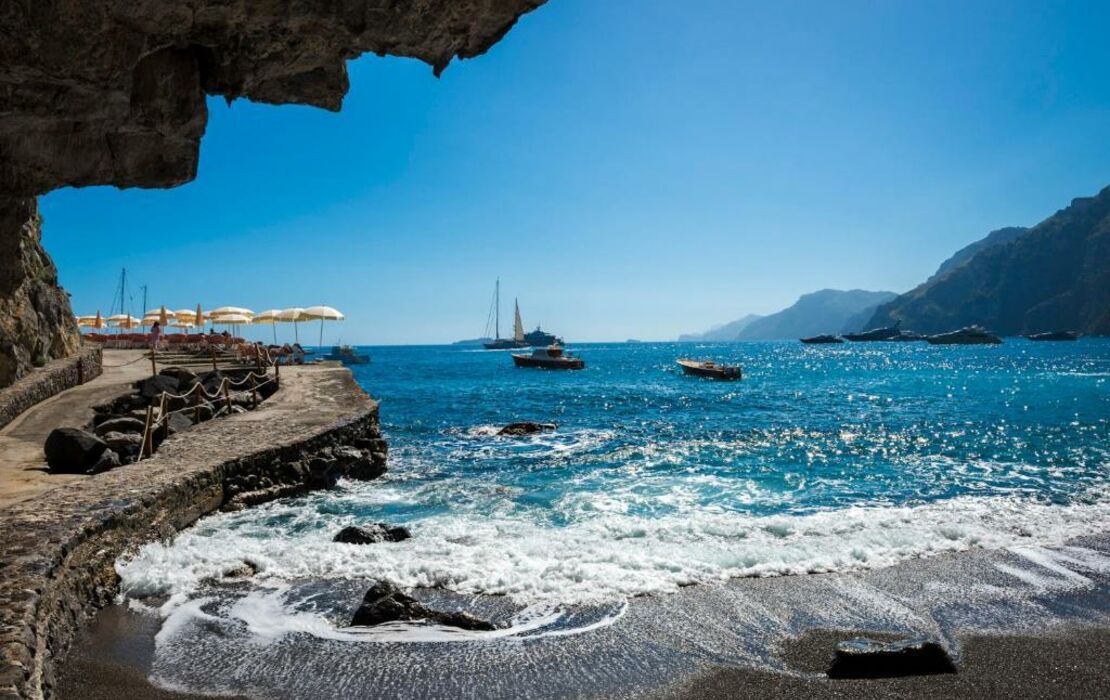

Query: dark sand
659;627;1110;699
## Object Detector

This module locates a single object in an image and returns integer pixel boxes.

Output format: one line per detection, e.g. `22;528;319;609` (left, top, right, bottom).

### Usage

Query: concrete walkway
0;350;151;508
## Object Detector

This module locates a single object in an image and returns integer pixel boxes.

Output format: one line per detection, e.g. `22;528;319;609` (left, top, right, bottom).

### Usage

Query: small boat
926;326;1002;345
1026;331;1079;341
512;345;585;370
800;334;843;344
481;279;563;349
843;323;903;342
676;359;742;380
322;345;370;364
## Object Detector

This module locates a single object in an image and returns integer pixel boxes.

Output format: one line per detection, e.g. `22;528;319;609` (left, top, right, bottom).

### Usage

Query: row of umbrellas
76;306;345;345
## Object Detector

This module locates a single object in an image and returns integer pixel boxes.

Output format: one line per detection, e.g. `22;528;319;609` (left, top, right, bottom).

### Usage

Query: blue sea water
121;340;1110;606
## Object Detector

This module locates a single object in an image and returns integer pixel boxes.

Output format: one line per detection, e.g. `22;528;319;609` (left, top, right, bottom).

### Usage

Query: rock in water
44;427;108;472
350;582;497;631
827;637;957;678
334;524;411;545
497;422;557;436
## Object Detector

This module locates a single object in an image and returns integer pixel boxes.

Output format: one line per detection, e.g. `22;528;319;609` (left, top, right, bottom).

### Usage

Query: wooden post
141;406;153;459
222;380;233;414
274;360;280;388
211;347;219;373
150;349;157;376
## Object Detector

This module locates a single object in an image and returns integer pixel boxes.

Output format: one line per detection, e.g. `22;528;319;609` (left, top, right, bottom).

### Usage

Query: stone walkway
0;350;151;508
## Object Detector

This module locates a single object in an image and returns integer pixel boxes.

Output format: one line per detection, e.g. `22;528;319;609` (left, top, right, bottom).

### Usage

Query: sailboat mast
495;278;500;340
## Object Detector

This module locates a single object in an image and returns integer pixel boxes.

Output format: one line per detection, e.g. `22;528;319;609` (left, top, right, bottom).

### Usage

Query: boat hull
676;360;742;380
800;335;843;344
484;339;529;350
512;354;584;370
1027;331;1079;341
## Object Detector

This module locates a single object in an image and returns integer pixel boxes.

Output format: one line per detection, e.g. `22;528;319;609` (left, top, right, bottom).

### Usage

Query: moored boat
512;345;585;370
842;323;903;342
800;334;843;344
676;358;742;380
926;326;1002;345
322;345;370;364
890;331;926;342
1026;330;1079;341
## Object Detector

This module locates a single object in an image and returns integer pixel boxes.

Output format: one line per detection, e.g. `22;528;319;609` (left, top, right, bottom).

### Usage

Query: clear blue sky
41;0;1110;344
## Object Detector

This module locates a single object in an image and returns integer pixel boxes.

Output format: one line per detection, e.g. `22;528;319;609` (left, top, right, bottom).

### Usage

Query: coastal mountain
677;314;763;342
867;185;1110;335
928;226;1028;282
737;289;898;340
453;337;493;345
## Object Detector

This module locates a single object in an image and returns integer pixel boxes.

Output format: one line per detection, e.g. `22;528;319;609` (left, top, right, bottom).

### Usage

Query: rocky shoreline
0;363;385;699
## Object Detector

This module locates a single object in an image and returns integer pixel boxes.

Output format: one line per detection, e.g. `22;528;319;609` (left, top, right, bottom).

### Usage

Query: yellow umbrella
196;304;205;332
303;306;345;348
94;310;103;330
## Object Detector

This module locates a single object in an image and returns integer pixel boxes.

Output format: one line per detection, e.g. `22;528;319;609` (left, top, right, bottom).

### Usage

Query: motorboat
676;358;742;380
511;345;585;370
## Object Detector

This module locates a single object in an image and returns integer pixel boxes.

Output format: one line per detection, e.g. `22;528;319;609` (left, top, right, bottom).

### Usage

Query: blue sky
42;0;1110;344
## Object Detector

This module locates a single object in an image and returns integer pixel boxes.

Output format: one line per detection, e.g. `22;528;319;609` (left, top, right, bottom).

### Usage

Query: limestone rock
0;198;80;387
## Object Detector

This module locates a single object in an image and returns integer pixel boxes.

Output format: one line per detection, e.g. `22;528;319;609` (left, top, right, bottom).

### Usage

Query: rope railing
137;366;280;461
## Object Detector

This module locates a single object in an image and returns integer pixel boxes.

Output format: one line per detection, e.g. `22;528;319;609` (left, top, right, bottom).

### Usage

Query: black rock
307;456;341;489
135;374;180;401
159;367;198;390
349;582;497;631
332;445;365;464
89;448;121;474
347;456;387;481
164;412;194;436
101;430;143;452
497;422;557;436
44;427;108;473
93;416;145;436
334;523;411;545
827;637;957;678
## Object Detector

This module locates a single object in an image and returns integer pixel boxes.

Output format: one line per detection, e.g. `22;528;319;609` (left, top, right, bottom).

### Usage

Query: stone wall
0;366;383;699
0;345;101;431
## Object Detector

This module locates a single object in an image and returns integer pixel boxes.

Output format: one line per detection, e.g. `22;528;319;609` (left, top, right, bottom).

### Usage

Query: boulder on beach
89;448;121;474
827;637;957;678
350;581;497;631
159;367;198;391
44;427;108;473
164;412;194;436
334;523;411;545
497;422;557;436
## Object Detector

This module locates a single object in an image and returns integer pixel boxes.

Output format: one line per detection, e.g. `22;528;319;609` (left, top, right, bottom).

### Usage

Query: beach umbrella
145;308;176;320
196;304;205;332
252;309;283;344
277;307;307;344
107;314;142;330
159;305;171;327
94;310;103;330
212;312;251;337
210;306;254;318
303;306;345;348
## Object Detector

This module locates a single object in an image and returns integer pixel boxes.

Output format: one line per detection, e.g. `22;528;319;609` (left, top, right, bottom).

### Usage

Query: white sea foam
118;487;1110;609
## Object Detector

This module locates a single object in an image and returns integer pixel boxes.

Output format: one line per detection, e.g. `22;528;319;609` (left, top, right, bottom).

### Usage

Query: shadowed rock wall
0;0;545;387
0;198;80;386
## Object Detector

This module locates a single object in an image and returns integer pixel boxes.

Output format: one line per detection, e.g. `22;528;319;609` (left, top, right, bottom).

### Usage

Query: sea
110;340;1110;697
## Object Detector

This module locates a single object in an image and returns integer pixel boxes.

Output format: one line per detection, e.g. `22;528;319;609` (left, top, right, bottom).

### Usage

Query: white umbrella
303;306;345;348
213;313;251;337
277;307;307;344
252;309;283;344
210;306;254;318
107;314;142;330
145;308;176;319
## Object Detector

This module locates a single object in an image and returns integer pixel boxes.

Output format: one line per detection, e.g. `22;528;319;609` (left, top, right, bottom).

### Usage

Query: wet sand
57;534;1110;699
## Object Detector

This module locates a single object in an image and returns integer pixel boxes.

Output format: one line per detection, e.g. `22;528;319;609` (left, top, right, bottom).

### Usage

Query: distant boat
523;325;562;347
511;345;585;370
800;334;843;344
843;323;903;342
676;358;742;380
483;279;528;350
322;345;370;364
1026;331;1079;341
890;331;926;342
926;326;1002;345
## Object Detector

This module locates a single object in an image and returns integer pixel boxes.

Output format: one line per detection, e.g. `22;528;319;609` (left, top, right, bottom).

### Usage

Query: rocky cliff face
737;289;898;340
0;198;80;386
0;0;544;386
868;185;1110;335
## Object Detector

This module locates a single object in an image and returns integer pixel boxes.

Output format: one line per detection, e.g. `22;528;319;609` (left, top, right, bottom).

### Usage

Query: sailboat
483;280;528;350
